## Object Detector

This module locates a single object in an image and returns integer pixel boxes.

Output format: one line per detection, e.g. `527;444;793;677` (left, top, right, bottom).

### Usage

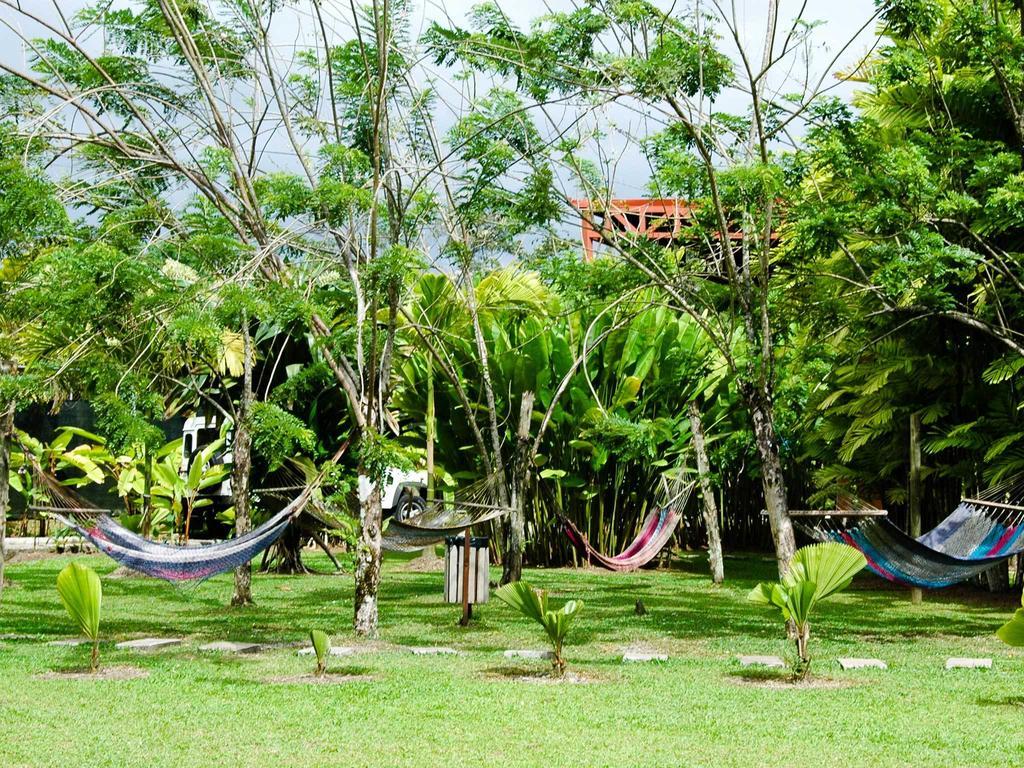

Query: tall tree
0;1;427;634
428;0;877;574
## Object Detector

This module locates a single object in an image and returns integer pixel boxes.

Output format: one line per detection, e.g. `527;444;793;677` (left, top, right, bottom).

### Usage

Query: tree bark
688;402;724;585
263;525;309;574
909;413;923;605
231;319;254;607
354;485;383;636
415;358;441;566
744;385;796;578
0;396;14;604
501;391;535;585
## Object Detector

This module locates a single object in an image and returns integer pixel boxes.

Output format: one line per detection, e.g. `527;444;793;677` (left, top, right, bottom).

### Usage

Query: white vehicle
181;415;233;500
357;469;428;521
184;415;426;520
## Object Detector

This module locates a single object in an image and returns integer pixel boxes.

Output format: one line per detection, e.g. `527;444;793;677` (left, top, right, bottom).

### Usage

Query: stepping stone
297;646;355;657
623;651;669;663
47;638;92;647
738;655;785;669
115;637;182;651
945;657;991;670
406;646;459;656
838;657;887;670
503;649;554;660
200;641;263;654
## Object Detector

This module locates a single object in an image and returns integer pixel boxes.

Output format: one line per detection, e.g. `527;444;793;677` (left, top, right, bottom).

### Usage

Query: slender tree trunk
744;385;796;578
688;402;724;585
231;320;254;607
354;485;383;636
416;359;441;566
0;396;13;604
501;392;534;585
909;413;923;604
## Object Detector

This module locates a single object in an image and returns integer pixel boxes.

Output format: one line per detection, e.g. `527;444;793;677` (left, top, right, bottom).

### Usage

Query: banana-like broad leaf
56;562;102;642
997;608;1024;647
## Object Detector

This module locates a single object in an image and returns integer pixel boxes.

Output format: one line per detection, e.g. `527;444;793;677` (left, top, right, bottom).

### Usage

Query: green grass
1;550;1022;768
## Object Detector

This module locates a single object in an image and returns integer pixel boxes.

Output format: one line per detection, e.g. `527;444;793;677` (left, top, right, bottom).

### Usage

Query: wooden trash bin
444;536;489;605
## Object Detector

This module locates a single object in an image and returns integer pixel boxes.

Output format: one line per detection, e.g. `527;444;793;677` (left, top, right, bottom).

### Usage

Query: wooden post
459;528;472;626
909;412;923;605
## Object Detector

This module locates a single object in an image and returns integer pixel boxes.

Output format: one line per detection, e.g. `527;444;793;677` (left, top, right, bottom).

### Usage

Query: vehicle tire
393;491;426;522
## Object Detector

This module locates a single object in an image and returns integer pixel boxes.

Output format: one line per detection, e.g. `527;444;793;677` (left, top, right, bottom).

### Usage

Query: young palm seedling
748;542;866;680
310;629;331;677
56;562;103;673
495;581;583;677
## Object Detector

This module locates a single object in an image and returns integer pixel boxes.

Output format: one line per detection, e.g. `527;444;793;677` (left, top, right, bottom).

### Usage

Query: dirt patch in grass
397;555;445;573
266;671;375;685
37;665;149;681
726;670;856;690
482;665;598;684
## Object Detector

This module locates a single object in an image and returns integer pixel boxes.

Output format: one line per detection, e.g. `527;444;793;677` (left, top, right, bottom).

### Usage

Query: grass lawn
1;549;1023;768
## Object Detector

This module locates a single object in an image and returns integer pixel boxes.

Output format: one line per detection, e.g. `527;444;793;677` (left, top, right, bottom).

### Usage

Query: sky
0;0;883;199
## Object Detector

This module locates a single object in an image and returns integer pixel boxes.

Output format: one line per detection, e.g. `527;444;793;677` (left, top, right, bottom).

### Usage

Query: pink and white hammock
562;482;692;572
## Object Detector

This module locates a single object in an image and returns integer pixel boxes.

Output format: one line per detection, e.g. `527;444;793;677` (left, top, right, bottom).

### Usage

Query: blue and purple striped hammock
801;497;1024;589
53;492;309;583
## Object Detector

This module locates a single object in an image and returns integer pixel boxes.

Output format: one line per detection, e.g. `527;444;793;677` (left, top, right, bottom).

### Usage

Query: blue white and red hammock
799;484;1024;588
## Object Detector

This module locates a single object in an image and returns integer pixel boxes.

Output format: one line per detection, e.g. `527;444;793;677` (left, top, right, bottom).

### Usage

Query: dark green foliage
249;402;317;470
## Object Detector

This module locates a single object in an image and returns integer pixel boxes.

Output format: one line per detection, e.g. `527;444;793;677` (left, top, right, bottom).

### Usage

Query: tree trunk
354;485;383;636
264;525;309;574
744;386;796;578
501;392;534;585
688;402;724;585
231;319;254;607
415;358;442;566
985;560;1011;593
795;622;811;680
0;396;13;603
909;413;923;604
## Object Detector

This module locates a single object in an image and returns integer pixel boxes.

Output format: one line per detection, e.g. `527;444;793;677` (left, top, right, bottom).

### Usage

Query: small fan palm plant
56;562;103;673
996;594;1024;648
495;581;583;677
310;629;331;677
748;542;866;679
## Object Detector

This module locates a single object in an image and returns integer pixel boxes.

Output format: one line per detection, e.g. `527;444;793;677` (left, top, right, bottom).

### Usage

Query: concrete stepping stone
837;657;887;670
200;641;263;654
738;654;785;669
297;646;355;657
623;651;668;663
47;638;92;647
115;637;182;651
945;657;991;670
503;649;554;660
406;646;459;656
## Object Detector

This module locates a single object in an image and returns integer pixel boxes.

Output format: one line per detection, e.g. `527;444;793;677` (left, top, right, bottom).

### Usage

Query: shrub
495;581;583;677
748;542;866;679
56;562;103;673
